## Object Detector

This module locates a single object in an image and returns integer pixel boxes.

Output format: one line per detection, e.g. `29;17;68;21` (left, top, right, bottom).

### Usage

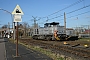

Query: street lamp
0;8;13;29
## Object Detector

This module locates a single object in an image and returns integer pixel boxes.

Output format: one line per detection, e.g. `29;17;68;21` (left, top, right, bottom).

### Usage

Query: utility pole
46;17;48;22
87;25;90;37
13;22;15;40
64;12;66;35
16;22;18;56
0;8;13;30
8;22;10;33
8;22;10;38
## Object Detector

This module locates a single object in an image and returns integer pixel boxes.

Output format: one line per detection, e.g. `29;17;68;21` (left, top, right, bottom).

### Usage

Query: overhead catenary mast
64;12;66;35
32;16;37;28
32;16;41;28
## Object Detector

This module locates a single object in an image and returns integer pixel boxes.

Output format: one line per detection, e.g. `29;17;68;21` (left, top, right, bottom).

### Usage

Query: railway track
19;38;90;60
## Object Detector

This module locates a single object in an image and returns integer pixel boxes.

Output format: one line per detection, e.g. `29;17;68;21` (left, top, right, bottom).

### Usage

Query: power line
59;11;90;20
40;0;84;18
46;0;84;17
47;15;63;21
66;4;90;14
67;10;90;19
27;0;88;23
26;0;85;22
38;11;90;25
46;4;90;21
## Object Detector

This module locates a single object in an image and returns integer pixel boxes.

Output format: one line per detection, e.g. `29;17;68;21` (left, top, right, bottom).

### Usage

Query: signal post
12;4;24;57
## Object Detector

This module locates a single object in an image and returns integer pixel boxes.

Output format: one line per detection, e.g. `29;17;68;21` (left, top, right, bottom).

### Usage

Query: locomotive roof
44;22;59;25
50;22;59;25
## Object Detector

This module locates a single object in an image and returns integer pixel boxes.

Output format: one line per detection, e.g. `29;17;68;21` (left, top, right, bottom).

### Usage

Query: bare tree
21;22;30;37
2;25;8;28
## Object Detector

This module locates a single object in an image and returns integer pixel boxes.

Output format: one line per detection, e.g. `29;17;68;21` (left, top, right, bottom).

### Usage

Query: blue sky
0;0;90;28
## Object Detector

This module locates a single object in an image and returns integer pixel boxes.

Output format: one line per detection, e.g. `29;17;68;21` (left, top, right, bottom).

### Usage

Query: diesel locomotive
32;22;78;41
